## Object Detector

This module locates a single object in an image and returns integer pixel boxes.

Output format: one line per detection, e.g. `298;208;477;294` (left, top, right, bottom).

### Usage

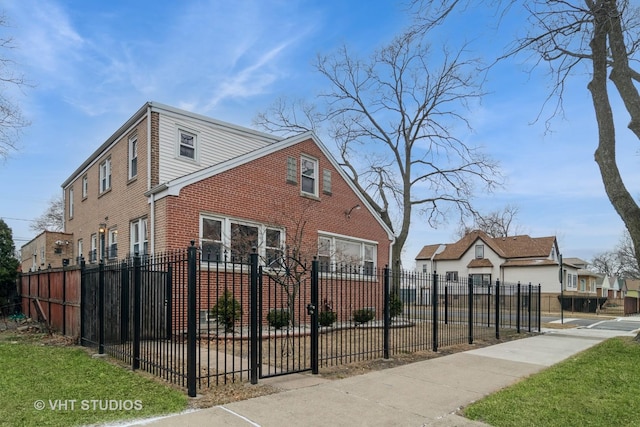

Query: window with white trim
130;218;148;255
128;135;138;179
475;244;484;259
317;234;377;275
99;158;111;193
68;187;74;219
82;175;88;198
301;156;318;196
108;229;118;259
77;239;83;264
446;271;459;281
178;129;196;160
200;215;284;265
90;234;98;263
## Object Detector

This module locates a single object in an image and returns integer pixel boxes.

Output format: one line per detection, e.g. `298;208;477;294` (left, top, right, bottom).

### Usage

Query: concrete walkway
126;324;640;427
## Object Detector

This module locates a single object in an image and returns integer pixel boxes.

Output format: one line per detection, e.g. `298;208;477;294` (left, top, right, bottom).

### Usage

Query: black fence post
528;283;532;333
432;271;438;352
495;279;500;340
516;282;521;333
132;254;141;370
468;275;474;345
250;249;259;385
311;258;319;373
187;242;197;397
98;261;105;354
383;265;390;360
537;285;542;332
120;260;129;344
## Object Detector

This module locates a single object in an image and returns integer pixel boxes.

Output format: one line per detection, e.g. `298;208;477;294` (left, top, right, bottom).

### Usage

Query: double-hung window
475;244;484;259
129;135;138;179
108;229;118;259
82;175;88;198
77;239;83;264
68;187;74;219
90;234;98;263
99;158;111;193
300;156;318;196
130;218;148;255
178;129;196;160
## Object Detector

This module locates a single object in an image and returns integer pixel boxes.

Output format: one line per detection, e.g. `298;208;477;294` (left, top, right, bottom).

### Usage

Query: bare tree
616;231;640;279
411;0;640;291
457;204;522;238
0;12;30;161
255;29;502;271
30;196;64;232
592;230;640;279
590;251;620;277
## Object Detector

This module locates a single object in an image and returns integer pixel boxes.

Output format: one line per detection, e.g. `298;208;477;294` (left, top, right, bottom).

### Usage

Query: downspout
147;104;155;254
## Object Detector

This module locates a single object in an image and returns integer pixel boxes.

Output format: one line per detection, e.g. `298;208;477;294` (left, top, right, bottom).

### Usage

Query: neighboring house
61;102;394;272
562;257;599;295
20;231;74;272
608;276;625;300
596;274;610;299
624;279;640;314
415;230;577;295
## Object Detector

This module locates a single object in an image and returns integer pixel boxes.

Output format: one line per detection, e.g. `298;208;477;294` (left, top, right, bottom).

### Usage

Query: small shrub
318;310;337;327
267;309;290;329
209;291;242;333
389;293;404;319
352;308;375;324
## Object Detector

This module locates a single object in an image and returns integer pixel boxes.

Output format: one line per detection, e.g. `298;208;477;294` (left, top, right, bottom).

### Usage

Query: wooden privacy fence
19;267;81;337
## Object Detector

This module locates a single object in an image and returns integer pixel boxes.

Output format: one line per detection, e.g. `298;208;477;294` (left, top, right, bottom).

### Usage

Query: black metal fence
79;244;541;397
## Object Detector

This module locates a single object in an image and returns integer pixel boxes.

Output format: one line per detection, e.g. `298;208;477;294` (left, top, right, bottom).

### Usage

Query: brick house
61;102;394;271
20;231;74;272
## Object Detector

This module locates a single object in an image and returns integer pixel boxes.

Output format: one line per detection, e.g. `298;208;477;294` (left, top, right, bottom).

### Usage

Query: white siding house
415;230;578;294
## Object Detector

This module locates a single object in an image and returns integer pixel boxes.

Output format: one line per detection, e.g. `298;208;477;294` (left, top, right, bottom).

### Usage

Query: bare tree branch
255;26;502;269
0;12;30;162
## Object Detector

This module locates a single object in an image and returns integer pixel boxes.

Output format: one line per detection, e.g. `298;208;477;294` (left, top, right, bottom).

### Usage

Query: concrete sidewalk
129;326;638;427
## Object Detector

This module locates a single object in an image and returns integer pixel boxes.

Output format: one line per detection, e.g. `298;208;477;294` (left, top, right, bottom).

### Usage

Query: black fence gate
257;264;314;378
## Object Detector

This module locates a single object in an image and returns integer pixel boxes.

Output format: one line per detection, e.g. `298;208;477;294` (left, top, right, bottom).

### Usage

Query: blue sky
0;0;638;267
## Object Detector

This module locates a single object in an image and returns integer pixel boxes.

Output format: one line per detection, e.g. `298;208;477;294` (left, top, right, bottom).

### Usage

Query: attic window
301;156;318;196
475;245;484;259
178;129;197;160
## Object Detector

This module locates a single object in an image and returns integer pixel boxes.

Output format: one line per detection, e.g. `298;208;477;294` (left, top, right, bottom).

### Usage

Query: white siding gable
157;111;275;184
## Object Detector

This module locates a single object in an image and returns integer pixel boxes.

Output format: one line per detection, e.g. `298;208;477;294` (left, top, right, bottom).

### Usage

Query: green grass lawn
464;336;640;427
0;333;188;427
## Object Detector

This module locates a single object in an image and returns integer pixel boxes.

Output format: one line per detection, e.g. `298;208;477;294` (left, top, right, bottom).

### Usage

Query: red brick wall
161;138;391;266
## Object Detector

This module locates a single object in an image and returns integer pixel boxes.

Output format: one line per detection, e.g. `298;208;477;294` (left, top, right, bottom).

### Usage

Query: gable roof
61;101;281;189
148;130;396;241
415;230;557;262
